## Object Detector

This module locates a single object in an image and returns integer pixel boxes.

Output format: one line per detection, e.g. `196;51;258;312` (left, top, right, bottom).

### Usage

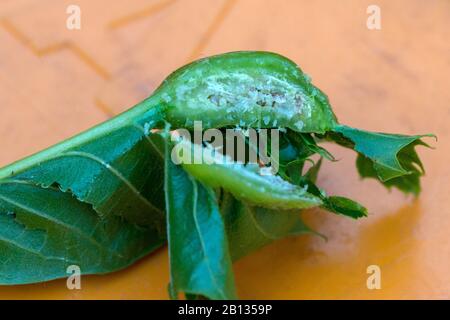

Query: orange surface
0;0;449;299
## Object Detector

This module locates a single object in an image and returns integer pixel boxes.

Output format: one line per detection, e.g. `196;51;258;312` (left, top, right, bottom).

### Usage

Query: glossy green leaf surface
0;181;164;284
355;141;424;195
13;127;165;227
329;125;433;195
284;156;368;219
220;191;319;261
7;125;166;228
0;106;167;284
165;142;236;300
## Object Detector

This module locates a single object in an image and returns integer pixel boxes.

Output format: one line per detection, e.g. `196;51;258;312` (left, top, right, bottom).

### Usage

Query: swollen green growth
153;51;337;132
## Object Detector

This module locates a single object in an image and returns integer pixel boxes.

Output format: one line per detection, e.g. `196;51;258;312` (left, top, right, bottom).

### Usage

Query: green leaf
0;181;164;284
290;132;335;161
220;192;321;261
330;125;434;195
298;178;368;219
285;159;306;184
322;196;368;219
356;145;422;195
304;157;323;183
283;156;367;219
0;108;166;229
0;104;168;284
164;142;236;300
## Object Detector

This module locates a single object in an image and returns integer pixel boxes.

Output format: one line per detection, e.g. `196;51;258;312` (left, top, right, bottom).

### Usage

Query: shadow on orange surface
234;201;422;299
0;201;422;299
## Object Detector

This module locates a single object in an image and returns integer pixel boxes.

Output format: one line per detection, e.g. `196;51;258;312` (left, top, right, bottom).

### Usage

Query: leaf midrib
0;192;127;262
190;179;227;300
55;150;164;216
